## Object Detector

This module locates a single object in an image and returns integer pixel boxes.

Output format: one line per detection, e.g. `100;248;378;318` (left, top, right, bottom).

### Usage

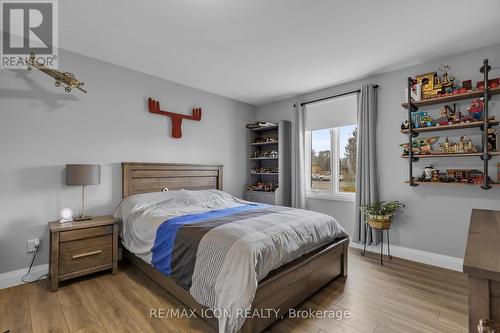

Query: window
305;94;357;201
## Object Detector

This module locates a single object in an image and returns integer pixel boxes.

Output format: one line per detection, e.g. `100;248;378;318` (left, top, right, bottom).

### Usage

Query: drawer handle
72;250;102;260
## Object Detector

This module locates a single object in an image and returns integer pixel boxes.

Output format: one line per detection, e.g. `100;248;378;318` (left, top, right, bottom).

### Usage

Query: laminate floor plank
57;283;101;332
120;265;214;333
81;277;144;333
99;273;183;333
72;322;108;333
11;248;467;333
372;324;401;333
437;309;468;330
0;285;32;333
301;299;378;333
27;280;70;333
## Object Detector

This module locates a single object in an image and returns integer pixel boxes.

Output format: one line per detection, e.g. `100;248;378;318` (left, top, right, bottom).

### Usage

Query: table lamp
66;164;100;221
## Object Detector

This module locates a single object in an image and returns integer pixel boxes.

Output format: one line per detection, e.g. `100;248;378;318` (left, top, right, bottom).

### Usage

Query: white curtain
354;85;379;244
291;102;306;209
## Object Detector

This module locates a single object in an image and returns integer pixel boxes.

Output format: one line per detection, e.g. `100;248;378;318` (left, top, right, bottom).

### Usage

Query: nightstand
49;215;119;291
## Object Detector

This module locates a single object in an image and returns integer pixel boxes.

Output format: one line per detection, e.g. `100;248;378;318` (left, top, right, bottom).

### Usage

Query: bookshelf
246;120;291;206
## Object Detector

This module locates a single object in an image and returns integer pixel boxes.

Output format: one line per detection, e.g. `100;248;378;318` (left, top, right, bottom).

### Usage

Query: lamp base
74;216;92;221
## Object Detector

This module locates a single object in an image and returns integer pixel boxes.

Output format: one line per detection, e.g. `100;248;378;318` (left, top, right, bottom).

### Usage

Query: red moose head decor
148;97;202;138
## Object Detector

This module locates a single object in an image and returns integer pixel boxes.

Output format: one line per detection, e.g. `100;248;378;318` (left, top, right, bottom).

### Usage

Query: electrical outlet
27;238;40;253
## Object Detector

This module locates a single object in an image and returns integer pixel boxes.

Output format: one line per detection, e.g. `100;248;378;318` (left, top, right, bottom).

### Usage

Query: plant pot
367;215;392;230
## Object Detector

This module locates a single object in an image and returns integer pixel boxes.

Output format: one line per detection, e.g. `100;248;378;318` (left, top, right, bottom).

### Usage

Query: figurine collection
401;99;495;130
400;137;439;155
400;135;484;155
252;150;278;158
438;136;477;154
247;181;278;192
415;165;488;184
401;65;498;131
407;65;499;102
254;137;278;144
251;167;278;174
245;122;277;130
402;64;499;187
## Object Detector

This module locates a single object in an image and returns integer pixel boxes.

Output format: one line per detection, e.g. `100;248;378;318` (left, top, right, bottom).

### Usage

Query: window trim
305;127;356;202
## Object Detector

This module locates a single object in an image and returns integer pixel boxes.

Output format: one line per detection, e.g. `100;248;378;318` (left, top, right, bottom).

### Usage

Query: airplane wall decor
27;54;87;93
148;97;202;138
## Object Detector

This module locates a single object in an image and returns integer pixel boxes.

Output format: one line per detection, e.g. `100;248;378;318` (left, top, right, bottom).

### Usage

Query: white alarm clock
59;208;74;224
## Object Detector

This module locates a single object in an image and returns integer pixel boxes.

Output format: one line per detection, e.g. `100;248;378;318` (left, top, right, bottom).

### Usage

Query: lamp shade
66;164;101;186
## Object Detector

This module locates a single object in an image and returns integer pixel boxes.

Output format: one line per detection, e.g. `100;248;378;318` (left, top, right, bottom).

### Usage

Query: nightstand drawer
59;238;113;275
60;234;112;252
60;225;113;242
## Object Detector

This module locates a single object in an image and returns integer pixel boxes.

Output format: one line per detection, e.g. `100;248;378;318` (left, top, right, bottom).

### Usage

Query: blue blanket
151;203;269;284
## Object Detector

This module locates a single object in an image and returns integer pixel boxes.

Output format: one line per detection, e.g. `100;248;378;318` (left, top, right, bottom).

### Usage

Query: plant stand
361;223;392;266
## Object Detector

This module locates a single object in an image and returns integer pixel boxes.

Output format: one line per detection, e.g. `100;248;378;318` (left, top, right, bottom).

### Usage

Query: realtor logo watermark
1;0;58;69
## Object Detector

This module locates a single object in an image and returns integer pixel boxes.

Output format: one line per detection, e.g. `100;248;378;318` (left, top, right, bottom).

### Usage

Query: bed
117;162;349;333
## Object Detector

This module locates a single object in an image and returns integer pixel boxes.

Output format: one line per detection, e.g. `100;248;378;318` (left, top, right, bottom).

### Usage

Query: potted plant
359;201;405;229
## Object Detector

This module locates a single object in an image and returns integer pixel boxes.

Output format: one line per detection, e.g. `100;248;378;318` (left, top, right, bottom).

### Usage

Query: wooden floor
0;249;468;333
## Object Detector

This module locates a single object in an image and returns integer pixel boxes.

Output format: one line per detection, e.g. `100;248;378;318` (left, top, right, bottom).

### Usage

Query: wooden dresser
464;209;500;331
49;216;119;291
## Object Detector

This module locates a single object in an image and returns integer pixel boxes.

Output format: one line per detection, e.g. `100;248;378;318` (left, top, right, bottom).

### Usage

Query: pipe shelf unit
403;59;497;190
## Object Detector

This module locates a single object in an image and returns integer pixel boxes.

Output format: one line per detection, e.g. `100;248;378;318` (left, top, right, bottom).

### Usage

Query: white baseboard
0;264;48;289
349;241;463;272
0;243;463;289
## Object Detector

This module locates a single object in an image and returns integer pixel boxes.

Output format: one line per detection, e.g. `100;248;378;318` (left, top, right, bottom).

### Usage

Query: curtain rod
296;84;379;107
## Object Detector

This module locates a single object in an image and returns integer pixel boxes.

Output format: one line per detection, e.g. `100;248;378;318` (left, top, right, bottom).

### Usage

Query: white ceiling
58;0;500;106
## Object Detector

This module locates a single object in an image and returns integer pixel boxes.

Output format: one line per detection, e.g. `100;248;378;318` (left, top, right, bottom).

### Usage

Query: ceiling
57;0;500;106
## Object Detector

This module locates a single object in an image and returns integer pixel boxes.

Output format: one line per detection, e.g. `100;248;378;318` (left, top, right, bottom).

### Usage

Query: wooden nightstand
49;215;119;291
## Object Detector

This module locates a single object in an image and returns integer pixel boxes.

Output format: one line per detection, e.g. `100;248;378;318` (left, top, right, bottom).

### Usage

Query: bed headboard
122;163;223;198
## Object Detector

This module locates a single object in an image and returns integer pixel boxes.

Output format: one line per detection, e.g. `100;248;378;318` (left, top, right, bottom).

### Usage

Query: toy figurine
477;78;500;90
415;66;455;100
462;80;472;91
468;98;484;120
478;318;499;333
488;128;498;152
435;105;454;125
401;120;410;130
400;136;439;155
411;111;434;128
448;104;461;123
431;169;441;182
440;65;455;86
423;165;434;180
458;136;466;152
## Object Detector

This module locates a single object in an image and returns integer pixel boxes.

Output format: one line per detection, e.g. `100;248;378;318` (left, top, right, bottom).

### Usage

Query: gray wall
257;43;500;259
0;49;256;274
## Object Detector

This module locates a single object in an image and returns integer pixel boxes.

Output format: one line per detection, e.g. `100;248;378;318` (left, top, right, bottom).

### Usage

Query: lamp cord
22;245;48;283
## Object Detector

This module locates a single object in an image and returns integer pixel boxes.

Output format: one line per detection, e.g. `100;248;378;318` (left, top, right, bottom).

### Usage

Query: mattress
114;189;347;333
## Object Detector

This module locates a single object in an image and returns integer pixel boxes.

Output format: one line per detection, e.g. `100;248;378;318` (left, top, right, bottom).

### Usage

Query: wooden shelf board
400;121;499;134
401;86;500;109
248;125;278;132
250;141;279;146
246;190;276;193
250;157;278;160
405;180;500;186
250;173;279;175
401;152;500;159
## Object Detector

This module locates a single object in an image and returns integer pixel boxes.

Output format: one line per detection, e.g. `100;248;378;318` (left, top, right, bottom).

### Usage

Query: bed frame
121;162;349;333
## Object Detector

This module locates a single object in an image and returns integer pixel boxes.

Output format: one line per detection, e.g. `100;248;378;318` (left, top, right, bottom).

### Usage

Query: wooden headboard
122;163;223;198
